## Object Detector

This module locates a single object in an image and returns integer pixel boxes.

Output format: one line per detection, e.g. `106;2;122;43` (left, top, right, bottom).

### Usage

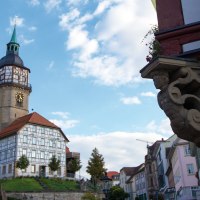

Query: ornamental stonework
141;56;200;147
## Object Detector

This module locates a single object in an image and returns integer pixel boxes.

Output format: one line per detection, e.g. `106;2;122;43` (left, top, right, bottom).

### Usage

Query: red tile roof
107;171;119;179
0;112;69;141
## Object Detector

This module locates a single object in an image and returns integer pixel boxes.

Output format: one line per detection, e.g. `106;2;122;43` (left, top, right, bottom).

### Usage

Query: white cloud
50;111;80;130
28;26;37;31
10;16;24;27
59;9;80;30
93;1;111;16
146;118;173;136
140;91;156;97
120;96;141;105
67;0;88;6
67;25;99;59
51;111;69;119
67;25;89;49
67;130;172;178
29;0;40;6
50;119;79;129
47;61;55;70
19;35;34;45
59;0;157;86
44;0;62;13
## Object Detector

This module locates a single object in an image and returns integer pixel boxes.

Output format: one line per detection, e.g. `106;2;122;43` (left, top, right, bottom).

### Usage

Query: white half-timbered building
0;112;69;178
0;25;70;178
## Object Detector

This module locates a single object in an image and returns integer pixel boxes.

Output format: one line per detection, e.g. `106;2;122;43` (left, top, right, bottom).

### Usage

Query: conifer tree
86;148;106;187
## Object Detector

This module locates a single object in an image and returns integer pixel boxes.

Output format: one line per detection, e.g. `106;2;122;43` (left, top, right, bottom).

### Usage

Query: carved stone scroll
140;57;200;147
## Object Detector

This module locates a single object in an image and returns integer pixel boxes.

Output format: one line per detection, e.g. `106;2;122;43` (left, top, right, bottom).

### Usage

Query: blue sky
0;0;173;178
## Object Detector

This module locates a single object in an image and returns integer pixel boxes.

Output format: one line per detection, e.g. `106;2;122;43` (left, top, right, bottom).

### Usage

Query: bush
81;192;100;200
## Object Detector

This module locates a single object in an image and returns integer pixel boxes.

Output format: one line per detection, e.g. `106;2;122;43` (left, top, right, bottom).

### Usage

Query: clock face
15;92;24;103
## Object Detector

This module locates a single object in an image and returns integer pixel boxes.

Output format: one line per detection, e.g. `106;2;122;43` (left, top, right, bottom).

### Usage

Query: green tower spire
10;25;17;43
6;25;20;55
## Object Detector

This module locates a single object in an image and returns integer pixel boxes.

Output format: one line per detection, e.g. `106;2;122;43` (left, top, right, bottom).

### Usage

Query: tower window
11;45;14;51
15;46;17;51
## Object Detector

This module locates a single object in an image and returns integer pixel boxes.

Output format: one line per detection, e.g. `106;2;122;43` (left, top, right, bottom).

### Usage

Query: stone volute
140;56;200;147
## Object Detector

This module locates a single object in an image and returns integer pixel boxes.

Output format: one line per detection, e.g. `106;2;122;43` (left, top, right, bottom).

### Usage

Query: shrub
81;192;100;200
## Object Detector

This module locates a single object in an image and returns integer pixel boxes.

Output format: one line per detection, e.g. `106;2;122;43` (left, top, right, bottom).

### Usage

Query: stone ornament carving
152;66;200;146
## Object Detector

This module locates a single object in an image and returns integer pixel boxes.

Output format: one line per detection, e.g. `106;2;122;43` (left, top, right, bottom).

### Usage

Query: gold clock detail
15;92;24;103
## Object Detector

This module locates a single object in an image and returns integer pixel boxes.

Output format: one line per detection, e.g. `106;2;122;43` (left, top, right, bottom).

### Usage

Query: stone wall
7;192;103;200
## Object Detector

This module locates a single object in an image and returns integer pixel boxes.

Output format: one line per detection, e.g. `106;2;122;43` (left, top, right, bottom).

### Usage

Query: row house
0;112;69;178
145;134;199;200
119;134;199;200
145;135;177;199
107;171;120;186
166;138;199;200
120;164;147;200
120;167;137;196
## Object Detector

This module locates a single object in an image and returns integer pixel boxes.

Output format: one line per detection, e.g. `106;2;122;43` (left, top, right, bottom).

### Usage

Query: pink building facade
170;138;199;199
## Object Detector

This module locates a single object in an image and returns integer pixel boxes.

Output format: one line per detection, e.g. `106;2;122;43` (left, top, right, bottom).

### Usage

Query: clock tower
0;26;31;131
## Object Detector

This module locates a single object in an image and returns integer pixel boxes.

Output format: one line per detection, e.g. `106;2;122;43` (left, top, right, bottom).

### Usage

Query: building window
23;135;28;143
41;138;45;146
41;127;45;134
32;137;36;145
181;0;200;24
184;144;191;156
182;40;200;53
7;150;11;158
187;164;195;175
8;164;12;174
57;153;61;161
22;149;27;156
31;165;36;173
1;151;5;160
57;141;61;148
149;165;152;173
32;150;36;158
49;152;53;159
41;151;45;159
2;165;6;175
57;168;61;176
49;140;53;147
150;177;153;187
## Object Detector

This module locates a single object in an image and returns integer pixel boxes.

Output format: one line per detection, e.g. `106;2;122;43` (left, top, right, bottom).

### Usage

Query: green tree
48;155;61;173
68;158;82;176
108;186;129;200
86;148;106;187
16;155;29;176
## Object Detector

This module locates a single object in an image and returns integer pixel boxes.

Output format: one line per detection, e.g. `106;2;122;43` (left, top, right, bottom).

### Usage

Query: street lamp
100;172;112;200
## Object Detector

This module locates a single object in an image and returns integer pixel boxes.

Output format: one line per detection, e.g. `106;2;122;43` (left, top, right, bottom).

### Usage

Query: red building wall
155;0;200;57
156;0;184;32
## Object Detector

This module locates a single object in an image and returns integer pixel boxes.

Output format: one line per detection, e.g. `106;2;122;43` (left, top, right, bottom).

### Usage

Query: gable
0;112;69;141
